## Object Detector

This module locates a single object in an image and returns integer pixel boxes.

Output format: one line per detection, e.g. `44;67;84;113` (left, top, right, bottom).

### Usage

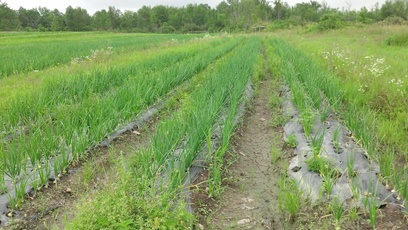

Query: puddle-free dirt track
207;78;285;229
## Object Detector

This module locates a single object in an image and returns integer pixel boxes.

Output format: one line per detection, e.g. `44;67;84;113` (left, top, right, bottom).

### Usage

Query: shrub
318;14;346;31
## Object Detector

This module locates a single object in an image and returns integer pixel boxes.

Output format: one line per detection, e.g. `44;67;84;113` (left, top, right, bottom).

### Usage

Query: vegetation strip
65;36;261;229
268;37;408;229
0;33;200;78
0;36;242;218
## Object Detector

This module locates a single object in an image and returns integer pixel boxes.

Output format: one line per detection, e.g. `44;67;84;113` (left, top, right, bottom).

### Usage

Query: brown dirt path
202;76;288;229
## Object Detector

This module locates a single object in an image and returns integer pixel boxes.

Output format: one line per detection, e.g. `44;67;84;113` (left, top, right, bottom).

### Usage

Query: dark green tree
65;6;91;31
0;3;19;30
93;10;110;30
136;6;152;32
18;7;41;29
120;10;138;31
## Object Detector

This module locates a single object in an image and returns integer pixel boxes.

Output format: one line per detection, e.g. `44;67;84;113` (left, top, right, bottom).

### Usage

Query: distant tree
38;7;52;30
272;0;289;20
167;7;184;31
65;6;91;31
120;10;137;31
380;0;407;20
215;1;233;31
151;5;169;31
0;3;19;30
50;9;65;31
136;6;152;32
293;1;322;24
93;10;110;30
18;7;41;29
108;6;122;30
357;7;374;24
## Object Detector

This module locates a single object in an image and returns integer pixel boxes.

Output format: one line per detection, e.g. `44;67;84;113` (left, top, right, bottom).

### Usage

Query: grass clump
385;33;408;46
285;134;298;148
278;177;303;221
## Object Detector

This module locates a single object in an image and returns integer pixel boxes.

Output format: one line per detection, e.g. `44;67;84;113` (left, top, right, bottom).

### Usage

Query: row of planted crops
0;31;261;228
2;27;407;228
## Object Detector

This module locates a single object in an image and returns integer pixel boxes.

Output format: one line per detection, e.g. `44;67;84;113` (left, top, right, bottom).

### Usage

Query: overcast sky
3;0;386;14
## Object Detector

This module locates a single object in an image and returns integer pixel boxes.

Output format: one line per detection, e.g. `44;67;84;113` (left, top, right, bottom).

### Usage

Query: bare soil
192;76;291;229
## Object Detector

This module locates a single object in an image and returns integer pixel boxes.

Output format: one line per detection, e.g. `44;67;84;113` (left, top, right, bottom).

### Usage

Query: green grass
0;32;200;78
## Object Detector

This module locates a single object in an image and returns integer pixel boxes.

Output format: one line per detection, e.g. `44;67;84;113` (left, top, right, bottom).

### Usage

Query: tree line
0;0;407;32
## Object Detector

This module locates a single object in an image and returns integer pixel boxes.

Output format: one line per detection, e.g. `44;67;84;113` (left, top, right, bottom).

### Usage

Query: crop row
268;37;408;227
0;33;200;78
0;36;235;130
67;36;261;229
0;36;243;207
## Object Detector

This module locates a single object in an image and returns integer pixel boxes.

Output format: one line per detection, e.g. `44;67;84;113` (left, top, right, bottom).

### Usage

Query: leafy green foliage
318;14;346;31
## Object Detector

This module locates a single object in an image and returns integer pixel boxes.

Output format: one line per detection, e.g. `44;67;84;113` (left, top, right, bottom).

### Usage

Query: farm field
1;25;408;229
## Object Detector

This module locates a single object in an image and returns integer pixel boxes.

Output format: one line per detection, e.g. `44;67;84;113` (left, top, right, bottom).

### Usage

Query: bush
318;14;346;31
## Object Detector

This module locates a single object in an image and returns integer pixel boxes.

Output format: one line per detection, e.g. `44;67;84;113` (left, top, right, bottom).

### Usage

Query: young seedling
286;134;298;148
346;152;357;178
321;164;339;196
319;99;331;122
363;182;380;229
330;196;345;228
299;108;315;138
322;173;334;196
378;148;395;180
311;130;325;157
14;177;28;208
270;143;282;164
38;161;51;187
332;127;341;154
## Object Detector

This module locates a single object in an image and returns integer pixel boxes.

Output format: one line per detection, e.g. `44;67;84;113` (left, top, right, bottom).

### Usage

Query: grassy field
0;25;407;229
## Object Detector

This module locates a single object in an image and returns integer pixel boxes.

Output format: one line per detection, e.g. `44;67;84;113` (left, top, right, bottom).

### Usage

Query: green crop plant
38;161;51;188
306;155;339;179
311;130;325;157
299;108;315;138
363;191;378;229
378;148;395;180
330;196;345;228
319;161;341;197
208;145;225;198
346;152;357;178
0;33;200;78
319;99;332;122
0;36;243;201
67;37;261;228
13;177;28;209
332;127;341;154
271;26;408;201
286;134;298;148
1;36;237;131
